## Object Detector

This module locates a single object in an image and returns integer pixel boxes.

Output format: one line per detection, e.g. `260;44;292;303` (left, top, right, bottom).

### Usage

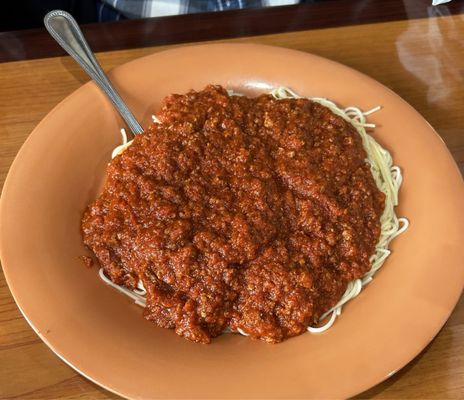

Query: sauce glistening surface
81;86;384;343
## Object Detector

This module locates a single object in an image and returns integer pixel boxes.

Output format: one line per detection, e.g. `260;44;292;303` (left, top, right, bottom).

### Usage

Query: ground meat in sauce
81;85;385;344
80;255;94;268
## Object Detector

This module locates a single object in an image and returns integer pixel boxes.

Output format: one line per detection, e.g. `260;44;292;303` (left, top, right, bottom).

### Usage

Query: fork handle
44;10;144;135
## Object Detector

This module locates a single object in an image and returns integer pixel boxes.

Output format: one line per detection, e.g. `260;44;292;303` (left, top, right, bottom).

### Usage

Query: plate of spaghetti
1;44;463;399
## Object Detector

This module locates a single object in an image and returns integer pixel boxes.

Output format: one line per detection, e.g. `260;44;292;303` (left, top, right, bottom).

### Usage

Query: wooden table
1;3;463;399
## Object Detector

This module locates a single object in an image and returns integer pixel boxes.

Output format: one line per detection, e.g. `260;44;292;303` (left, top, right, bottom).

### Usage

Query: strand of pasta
98;268;146;307
111;115;161;158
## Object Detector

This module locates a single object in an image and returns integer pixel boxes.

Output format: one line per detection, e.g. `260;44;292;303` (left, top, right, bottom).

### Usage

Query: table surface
1;3;463;399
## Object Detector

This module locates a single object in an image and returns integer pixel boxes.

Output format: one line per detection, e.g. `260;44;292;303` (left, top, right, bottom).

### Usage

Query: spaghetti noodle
97;87;408;336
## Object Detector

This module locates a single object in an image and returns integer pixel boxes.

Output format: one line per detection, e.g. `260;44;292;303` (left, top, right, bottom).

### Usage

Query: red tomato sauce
82;86;384;343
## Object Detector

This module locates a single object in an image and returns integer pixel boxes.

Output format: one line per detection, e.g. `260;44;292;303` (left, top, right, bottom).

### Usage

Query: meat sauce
81;86;385;343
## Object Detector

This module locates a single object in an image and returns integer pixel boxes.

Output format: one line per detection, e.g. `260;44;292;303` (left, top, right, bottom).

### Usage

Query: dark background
1;0;322;31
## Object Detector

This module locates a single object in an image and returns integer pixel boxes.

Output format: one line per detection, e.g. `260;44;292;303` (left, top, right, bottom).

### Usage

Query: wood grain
1;16;463;399
1;0;463;63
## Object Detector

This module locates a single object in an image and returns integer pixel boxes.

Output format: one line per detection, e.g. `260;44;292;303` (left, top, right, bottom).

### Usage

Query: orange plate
1;44;464;399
